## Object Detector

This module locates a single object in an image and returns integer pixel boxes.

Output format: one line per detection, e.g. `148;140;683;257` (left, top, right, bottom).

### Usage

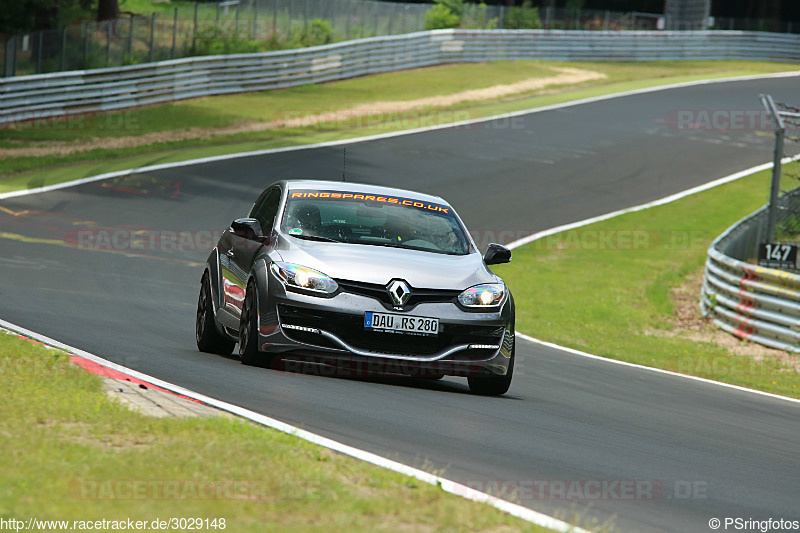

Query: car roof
280;179;448;206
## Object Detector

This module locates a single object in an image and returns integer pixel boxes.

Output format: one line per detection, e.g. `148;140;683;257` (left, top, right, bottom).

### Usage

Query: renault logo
387;280;411;306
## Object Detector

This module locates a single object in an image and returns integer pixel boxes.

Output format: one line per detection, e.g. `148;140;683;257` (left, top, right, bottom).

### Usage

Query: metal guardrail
702;196;800;352
2;29;800;125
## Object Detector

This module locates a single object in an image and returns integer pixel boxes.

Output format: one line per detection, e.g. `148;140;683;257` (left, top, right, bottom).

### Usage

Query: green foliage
462;3;498;30
504;1;542;30
300;18;334;47
435;0;467;18
0;0;93;34
188;37;268;57
187;18;333;57
424;3;461;30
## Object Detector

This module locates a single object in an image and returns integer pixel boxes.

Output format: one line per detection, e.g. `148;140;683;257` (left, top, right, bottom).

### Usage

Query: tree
97;0;120;20
0;0;92;35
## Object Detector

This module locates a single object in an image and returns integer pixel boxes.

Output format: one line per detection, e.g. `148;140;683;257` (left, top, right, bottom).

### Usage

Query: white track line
516;333;800;406
0;318;588;533
1;70;798;201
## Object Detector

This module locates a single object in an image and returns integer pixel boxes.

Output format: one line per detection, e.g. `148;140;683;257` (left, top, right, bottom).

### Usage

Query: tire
239;280;268;366
196;273;236;356
468;339;514;396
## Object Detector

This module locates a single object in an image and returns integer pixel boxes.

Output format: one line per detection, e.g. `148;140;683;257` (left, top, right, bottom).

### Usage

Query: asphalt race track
2;76;800;532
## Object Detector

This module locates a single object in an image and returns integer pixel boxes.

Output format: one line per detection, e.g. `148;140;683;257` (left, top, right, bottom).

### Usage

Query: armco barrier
702;199;800;352
2;29;800;124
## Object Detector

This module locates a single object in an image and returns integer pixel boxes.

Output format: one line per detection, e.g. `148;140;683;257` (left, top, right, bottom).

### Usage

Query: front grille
336;279;460;311
278;304;502;357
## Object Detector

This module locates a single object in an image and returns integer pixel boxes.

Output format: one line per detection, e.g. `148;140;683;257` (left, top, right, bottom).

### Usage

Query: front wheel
468;340;514;396
239;281;270;366
196;272;235;356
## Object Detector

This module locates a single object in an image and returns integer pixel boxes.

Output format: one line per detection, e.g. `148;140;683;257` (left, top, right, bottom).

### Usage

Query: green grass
118;0;195;14
0;331;560;531
2;60;797;189
492;167;800;399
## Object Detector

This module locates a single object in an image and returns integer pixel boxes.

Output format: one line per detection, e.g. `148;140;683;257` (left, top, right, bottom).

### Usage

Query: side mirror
231;218;264;241
483;243;511;265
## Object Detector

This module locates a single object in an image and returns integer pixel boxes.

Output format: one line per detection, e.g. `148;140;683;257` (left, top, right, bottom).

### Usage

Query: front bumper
256;271;514;377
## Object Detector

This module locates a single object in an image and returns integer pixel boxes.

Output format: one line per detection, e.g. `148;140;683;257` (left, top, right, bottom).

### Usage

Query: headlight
458;283;505;308
271;262;338;295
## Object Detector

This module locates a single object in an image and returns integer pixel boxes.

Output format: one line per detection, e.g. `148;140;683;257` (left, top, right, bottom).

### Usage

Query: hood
275;235;498;290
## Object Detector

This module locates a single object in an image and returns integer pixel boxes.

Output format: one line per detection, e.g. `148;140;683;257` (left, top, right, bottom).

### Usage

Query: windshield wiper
369;242;465;255
289;233;341;243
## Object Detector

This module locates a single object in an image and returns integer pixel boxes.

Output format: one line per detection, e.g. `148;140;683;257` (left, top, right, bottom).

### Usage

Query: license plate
364;312;439;336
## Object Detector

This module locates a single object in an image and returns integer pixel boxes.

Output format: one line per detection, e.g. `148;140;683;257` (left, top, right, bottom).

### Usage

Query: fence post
36;31;43;74
84;28;89;69
171;7;178;59
61;27;67;71
273;0;277;38
106;22;111;66
194;3;198;38
235;4;240;38
128;14;134;60
253;1;258;40
761;94;787;242
4;35;16;77
149;12;156;62
287;0;292;40
303;0;308;36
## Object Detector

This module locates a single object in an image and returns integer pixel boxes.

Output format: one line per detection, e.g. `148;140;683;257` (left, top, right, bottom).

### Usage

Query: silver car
196;180;515;395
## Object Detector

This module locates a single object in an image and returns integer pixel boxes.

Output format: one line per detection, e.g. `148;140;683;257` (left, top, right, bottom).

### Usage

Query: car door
221;187;282;319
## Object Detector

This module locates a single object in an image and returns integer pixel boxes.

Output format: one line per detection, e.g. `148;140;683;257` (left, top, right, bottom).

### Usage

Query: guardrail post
761;94;787;242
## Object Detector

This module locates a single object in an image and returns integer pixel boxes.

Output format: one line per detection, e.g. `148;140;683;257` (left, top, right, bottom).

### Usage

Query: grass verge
0;330;557;531
492;167;800;399
2;60;797;192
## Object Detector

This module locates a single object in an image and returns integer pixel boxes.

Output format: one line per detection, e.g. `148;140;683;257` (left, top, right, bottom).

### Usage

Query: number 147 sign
758;242;799;269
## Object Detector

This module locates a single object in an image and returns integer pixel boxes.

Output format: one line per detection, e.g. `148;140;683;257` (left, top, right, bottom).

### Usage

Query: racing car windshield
280;190;471;255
